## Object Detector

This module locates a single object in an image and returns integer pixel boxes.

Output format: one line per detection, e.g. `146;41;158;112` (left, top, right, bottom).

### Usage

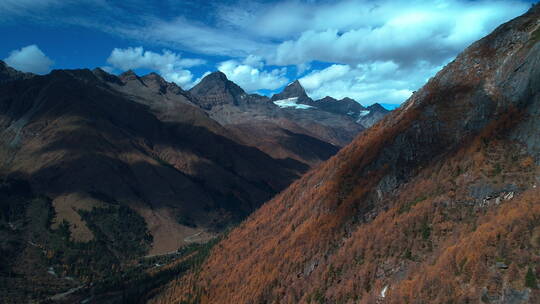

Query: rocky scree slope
153;6;540;304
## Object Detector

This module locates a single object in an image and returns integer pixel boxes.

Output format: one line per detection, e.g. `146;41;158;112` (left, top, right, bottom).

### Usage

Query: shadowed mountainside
0;68;307;254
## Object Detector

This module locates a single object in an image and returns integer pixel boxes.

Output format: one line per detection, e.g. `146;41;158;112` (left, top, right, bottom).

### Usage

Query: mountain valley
0;54;383;303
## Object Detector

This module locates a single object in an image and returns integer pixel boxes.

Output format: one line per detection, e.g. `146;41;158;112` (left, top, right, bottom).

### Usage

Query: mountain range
0;55;387;302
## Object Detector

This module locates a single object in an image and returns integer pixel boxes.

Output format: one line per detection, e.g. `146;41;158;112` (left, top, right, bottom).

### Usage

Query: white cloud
107;46;204;70
300;64;350;91
267;0;529;66
299;60;445;106
217;58;288;92
4;45;54;74
106;46;205;88
0;0;61;18
117;17;274;58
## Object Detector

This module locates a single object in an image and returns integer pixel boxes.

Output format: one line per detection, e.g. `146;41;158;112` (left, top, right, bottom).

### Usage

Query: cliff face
154;6;540;304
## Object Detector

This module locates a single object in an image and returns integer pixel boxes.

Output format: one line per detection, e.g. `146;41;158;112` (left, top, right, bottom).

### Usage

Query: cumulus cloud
267;0;529;66
300;64;351;91
106;46;205;88
299;60;444;106
217;56;288;92
4;45;54;74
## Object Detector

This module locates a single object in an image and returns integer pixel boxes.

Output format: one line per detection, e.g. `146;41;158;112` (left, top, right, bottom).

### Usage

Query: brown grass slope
153;6;540;304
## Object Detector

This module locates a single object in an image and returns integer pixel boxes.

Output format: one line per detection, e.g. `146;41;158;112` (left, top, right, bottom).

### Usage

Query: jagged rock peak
142;72;166;82
318;96;338;102
202;71;229;82
340;97;358;103
190;71;245;95
283;80;307;96
271;79;311;103
367;103;387;112
119;69;140;81
189;71;247;109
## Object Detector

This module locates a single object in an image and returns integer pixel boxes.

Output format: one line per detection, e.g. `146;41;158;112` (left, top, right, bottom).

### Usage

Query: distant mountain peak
367;103;387;112
288;79;302;87
189;71;247;109
283;80;307;96
318;96;338;102
192;71;243;93
339;97;357;103
92;67;123;85
205;71;229;81
271;79;311;104
141;72;167;86
143;71;162;79
119;69;140;82
91;67;106;74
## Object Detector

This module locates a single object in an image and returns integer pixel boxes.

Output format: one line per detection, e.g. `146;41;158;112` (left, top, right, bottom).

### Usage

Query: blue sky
0;0;536;106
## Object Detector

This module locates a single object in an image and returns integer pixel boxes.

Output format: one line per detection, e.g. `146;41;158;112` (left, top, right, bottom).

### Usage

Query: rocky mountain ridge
270;79;390;128
0;60;34;83
188;71;368;165
95;67;388;166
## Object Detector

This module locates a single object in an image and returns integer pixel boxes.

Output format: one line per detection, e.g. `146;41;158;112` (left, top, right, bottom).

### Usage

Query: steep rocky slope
154;5;540;304
357;103;391;128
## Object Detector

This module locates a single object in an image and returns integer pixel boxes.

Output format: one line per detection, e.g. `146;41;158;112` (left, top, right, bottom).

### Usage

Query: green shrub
525;267;537;289
421;221;431;240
